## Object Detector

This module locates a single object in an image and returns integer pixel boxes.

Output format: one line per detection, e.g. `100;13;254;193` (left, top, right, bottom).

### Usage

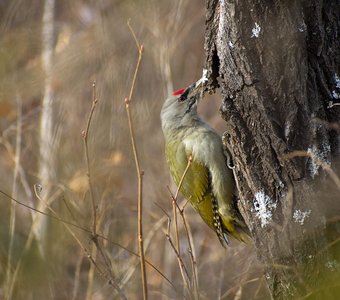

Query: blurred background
0;0;270;299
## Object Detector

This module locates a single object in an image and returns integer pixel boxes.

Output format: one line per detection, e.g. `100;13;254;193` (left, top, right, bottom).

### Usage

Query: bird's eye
178;94;186;102
178;87;191;102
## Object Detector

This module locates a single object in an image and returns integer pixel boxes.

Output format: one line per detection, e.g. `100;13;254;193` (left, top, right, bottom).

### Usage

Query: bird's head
160;79;206;132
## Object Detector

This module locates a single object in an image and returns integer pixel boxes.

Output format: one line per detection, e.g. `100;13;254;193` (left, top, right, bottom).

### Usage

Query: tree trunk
204;0;340;299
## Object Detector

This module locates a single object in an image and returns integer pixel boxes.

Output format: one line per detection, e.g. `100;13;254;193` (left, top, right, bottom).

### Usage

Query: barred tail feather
211;192;229;247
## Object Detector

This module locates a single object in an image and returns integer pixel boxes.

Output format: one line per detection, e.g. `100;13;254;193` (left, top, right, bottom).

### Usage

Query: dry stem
33;186;127;300
172;156;191;292
82;82;128;298
5;96;22;299
0;188;174;292
71;250;84;300
126;20;148;300
83;80;98;236
177;205;199;299
166;155;200;299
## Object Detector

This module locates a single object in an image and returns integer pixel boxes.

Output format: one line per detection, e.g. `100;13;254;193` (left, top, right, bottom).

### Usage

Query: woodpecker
160;77;249;246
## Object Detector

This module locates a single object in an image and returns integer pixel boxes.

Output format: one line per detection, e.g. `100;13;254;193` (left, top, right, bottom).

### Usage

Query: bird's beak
195;69;208;88
178;70;208;103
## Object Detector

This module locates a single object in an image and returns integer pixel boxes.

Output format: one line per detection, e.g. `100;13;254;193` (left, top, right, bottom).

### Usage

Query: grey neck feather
160;95;202;140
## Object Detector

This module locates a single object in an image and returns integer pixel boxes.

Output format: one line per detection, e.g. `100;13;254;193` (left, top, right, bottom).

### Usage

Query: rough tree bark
204;0;340;299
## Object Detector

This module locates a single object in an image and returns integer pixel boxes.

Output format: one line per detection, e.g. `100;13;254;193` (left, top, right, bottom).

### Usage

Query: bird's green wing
165;140;228;244
165;141;210;206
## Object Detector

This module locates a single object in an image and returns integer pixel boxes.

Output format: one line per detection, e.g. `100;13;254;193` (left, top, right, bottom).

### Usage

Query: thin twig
169;191;199;299
173;156;197;296
166;236;190;285
7;186;61;297
83;81;129;298
327;101;340;109
282;150;340;189
179;207;199;299
174;156;192;200
7;223;37;297
126;20;148;300
172;155;192;255
165;217;190;282
85;244;97;300
166;156;199;298
33;186;127;300
71;249;83;300
83;80;98;236
0;188;174;289
93;235;114;280
61;196;78;224
5;95;22;299
0;189;89;232
220;277;261;299
173;189;181;259
95;197;116;280
172;157;191;250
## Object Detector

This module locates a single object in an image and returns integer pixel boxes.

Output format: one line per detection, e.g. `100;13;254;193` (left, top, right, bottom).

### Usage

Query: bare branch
83;81;98;236
126;21;148;300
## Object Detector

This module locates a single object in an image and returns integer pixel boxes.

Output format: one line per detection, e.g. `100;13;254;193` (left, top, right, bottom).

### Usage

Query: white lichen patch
284;121;292;140
253;191;276;228
335;73;340;88
307;141;331;178
332;73;340;99
332;90;340;99
217;0;226;49
293;209;311;225
325;260;339;271
298;22;307;32
251;22;261;38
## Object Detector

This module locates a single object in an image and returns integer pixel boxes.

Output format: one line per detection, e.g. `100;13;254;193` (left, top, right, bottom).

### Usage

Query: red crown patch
172;87;186;96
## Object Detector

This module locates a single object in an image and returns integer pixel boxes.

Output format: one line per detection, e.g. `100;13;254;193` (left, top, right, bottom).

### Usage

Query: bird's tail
232;223;251;243
221;214;251;244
